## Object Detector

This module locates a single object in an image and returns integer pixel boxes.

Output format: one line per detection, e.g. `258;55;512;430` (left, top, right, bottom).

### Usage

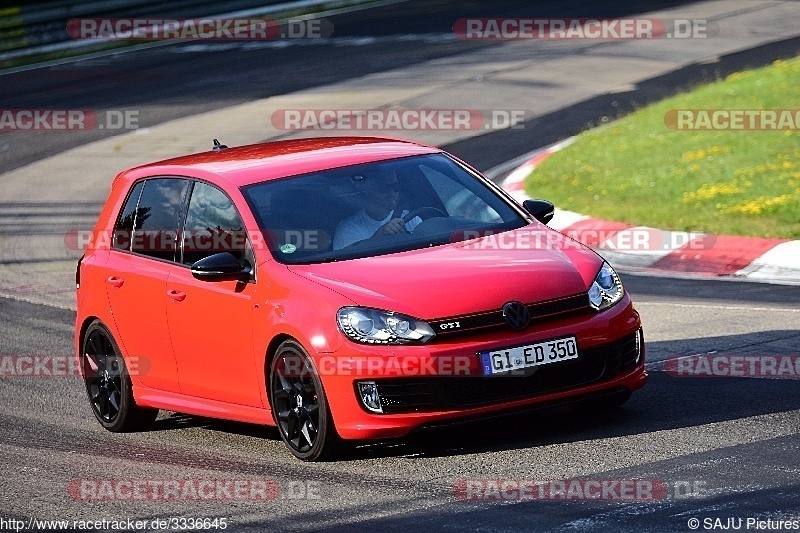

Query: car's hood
288;225;603;319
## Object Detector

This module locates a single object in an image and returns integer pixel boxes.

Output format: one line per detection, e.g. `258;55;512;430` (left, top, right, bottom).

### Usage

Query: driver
333;167;422;250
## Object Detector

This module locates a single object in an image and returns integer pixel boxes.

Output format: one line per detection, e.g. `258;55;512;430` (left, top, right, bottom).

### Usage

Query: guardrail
0;0;316;61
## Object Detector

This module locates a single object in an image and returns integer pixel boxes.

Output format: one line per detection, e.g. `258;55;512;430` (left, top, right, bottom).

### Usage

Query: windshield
242;153;528;264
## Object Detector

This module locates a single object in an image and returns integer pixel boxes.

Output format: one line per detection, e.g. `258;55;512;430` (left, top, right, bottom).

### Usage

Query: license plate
480;336;578;375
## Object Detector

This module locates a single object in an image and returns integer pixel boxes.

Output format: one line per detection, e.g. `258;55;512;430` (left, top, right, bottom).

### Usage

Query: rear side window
181;182;250;267
113;178;190;262
113;181;144;251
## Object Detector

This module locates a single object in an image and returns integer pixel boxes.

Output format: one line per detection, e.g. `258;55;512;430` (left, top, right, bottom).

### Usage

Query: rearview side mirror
190;252;251;282
523;199;555;225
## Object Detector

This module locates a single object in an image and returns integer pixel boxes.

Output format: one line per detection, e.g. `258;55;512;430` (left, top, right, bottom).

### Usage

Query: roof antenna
212;139;228;150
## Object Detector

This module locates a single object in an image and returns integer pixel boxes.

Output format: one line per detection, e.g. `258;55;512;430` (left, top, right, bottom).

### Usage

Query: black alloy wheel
82;320;157;432
269;340;340;461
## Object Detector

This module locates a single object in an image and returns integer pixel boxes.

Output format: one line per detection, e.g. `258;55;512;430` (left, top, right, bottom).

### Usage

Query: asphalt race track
1;0;799;531
1;276;799;531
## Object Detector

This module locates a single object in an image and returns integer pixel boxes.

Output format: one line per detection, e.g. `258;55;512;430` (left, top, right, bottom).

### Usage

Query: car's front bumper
318;295;647;440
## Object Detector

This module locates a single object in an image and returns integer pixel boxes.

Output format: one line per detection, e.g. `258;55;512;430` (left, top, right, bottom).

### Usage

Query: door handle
107;276;124;288
167;289;187;302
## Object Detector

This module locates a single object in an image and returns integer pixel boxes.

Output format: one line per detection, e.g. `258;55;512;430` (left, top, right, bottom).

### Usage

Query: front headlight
588;262;624;311
337;307;436;345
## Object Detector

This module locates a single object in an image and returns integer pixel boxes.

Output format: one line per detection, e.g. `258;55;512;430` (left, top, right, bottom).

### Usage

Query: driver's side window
181;182;253;270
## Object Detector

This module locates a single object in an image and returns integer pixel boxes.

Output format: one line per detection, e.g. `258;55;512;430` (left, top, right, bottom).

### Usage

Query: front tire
269;340;340;461
81;320;158;432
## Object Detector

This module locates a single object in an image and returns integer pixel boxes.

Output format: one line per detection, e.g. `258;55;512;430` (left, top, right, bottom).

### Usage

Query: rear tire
269;340;340;461
81;320;158;432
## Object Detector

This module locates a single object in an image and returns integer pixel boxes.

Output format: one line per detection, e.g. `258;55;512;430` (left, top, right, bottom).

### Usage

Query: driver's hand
377;218;406;235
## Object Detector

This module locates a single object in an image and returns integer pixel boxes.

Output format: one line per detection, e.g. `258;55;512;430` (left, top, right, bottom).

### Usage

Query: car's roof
119;136;442;187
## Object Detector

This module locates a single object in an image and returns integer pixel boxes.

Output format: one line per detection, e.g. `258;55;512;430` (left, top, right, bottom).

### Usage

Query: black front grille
429;293;591;338
369;332;641;414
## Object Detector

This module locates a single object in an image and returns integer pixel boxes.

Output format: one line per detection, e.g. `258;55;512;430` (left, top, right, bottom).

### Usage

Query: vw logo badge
502;301;531;330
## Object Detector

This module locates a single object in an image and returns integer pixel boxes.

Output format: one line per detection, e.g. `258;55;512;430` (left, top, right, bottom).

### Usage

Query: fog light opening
635;328;644;364
357;381;383;413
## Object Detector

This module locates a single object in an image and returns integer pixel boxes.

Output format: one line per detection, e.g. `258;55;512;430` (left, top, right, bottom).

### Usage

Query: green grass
525;57;800;238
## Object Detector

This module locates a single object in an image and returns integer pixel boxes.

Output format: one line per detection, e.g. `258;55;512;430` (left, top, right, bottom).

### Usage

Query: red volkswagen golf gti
75;137;646;460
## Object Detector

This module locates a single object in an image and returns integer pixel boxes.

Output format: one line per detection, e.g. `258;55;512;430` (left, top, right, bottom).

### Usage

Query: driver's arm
374;217;406;236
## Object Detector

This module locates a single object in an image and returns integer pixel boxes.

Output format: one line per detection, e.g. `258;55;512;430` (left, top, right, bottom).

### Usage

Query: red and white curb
492;139;800;284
